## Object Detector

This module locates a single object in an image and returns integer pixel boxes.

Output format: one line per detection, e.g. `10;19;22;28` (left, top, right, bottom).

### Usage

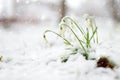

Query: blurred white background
0;0;120;28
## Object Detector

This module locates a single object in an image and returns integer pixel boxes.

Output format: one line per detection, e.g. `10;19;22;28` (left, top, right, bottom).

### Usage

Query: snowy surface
0;19;120;80
0;0;120;80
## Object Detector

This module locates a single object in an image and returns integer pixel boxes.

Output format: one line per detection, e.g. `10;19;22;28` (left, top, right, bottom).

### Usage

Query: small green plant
43;15;98;60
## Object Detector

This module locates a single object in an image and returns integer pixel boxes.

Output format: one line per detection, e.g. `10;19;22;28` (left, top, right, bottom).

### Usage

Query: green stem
43;30;73;46
93;19;98;44
86;28;90;48
90;20;95;43
62;16;87;39
96;30;98;44
60;23;87;54
89;27;97;42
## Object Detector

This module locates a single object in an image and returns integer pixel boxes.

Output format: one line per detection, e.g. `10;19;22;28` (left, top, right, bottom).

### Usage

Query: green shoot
60;23;87;55
43;30;73;46
43;15;98;60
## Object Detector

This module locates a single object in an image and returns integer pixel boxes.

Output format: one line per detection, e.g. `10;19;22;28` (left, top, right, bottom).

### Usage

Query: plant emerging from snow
43;15;98;60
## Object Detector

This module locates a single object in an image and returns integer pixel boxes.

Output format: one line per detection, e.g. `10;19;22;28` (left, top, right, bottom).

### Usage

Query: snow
0;0;120;80
0;20;119;80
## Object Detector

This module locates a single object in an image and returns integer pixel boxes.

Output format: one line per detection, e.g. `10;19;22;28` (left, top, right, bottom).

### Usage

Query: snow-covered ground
0;17;120;80
0;0;120;80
